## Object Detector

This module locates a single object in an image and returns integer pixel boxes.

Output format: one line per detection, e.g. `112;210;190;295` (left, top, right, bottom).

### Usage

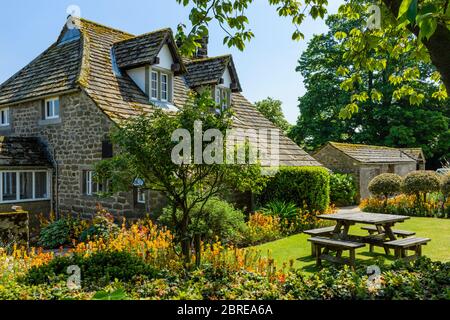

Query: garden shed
313;142;418;200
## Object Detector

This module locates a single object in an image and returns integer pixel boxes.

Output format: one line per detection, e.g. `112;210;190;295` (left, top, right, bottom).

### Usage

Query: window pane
151;72;158;99
53;99;60;116
46;101;52;118
20;172;33;200
35;172;48;199
2;172;17;201
161;74;168;101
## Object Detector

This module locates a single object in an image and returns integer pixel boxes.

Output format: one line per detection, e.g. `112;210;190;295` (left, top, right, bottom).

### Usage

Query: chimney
196;36;209;59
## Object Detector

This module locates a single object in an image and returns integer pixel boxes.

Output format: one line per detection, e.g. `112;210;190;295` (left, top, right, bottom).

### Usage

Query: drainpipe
48;144;59;219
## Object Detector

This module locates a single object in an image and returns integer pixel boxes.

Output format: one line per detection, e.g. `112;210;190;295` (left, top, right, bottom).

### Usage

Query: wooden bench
307;237;366;267
361;226;416;253
384;237;431;261
303;226;336;255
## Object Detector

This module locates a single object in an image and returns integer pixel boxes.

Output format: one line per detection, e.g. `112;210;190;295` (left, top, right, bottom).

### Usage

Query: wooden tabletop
317;212;410;225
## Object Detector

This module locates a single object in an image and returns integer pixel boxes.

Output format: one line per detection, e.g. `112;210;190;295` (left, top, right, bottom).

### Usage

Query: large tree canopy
288;13;450;167
177;0;450;118
255;97;291;132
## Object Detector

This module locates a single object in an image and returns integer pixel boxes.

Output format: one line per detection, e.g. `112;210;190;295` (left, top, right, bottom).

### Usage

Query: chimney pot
196;36;209;59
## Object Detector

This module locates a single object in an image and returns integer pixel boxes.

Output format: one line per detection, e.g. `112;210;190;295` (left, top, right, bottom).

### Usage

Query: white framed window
0;108;9;126
82;170;108;196
137;189;146;204
215;86;231;110
45;97;60;120
0;170;50;203
151;71;159;100
161;73;169;102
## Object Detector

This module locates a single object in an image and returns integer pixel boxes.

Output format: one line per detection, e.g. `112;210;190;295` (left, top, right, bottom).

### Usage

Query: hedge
258;167;330;213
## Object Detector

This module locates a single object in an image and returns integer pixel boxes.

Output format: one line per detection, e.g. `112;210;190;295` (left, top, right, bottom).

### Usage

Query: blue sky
0;0;344;124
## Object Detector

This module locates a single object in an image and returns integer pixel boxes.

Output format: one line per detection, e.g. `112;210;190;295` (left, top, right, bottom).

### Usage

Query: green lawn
254;217;450;273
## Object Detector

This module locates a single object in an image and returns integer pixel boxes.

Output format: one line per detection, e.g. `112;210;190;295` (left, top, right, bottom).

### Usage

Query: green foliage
255;98;291;132
329;173;357;207
23;251;159;290
403;171;441;196
262;200;298;222
289;11;450;167
259;167;330;213
369;173;403;198
442;174;450;197
38;218;80;249
175;0;328;56
159;197;247;244
79;211;119;243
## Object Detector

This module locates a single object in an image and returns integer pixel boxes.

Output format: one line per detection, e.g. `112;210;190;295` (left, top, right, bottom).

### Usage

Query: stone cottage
313;142;421;200
0;17;322;221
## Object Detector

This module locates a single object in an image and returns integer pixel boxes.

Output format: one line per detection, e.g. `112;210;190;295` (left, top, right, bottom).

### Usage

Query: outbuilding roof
0;137;52;167
328;142;416;164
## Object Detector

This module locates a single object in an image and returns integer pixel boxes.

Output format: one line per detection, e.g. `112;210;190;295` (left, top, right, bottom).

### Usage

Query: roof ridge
330;141;398;150
186;54;231;64
78;17;134;37
113;28;172;45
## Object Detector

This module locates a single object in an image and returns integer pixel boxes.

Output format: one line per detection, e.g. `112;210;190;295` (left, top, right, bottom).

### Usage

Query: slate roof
184;55;242;92
0;137;52;167
0;18;322;168
0;33;82;105
401;148;426;162
113;29;186;74
328;142;416;164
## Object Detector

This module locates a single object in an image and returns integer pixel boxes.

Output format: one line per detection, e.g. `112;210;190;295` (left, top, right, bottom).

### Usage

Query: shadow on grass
295;251;396;273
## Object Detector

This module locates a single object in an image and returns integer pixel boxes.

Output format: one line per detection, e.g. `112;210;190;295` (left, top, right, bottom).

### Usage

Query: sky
0;0;345;124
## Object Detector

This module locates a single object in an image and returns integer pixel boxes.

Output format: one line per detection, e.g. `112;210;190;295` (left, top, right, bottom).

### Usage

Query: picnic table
306;211;430;266
317;211;410;243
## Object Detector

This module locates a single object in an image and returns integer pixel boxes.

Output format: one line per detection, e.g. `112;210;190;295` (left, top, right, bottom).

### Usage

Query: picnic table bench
308;237;365;267
384;237;431;261
361;226;416;253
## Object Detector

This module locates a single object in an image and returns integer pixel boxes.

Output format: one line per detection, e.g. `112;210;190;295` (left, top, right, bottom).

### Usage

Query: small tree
368;173;403;210
402;171;441;204
95;92;267;266
441;174;450;212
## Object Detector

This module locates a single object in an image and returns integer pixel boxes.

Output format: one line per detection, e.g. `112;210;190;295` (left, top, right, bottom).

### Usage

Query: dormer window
0;108;9;126
45;97;60;120
149;68;173;103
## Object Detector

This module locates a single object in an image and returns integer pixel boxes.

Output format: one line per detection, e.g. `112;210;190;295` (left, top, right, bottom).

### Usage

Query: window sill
150;100;178;111
39;118;62;126
0;125;11;132
0;198;50;204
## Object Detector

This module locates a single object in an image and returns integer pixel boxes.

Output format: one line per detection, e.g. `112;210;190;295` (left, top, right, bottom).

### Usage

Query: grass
254;217;450;273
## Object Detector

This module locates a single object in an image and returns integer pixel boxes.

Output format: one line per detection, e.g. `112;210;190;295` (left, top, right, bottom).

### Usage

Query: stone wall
0;211;29;248
4;91;142;219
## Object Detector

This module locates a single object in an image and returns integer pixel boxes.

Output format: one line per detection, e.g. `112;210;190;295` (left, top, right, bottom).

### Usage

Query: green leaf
418;18;437;40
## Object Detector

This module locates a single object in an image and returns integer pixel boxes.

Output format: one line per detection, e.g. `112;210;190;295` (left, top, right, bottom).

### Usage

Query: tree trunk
194;233;201;267
180;214;191;265
383;0;450;93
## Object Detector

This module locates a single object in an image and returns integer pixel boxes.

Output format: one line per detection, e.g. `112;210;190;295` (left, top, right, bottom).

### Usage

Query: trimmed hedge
258;167;330;213
442;175;450;197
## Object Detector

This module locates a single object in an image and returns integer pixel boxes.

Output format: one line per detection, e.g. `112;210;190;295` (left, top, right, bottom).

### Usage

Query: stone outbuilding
400;148;426;170
313;142;421;201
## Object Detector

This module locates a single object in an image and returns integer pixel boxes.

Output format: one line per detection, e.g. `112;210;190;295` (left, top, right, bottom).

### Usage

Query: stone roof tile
0;137;52;167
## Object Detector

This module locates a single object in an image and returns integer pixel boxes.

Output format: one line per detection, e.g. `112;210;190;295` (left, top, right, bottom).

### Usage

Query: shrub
159;197;247;244
403;171;441;202
262;201;298;222
329;173;357;206
368;173;402;210
79;209;119;243
23;251;159;289
38;217;83;249
258;167;330;213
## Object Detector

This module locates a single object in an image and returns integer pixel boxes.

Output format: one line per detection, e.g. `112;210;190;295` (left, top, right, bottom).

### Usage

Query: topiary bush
402;171;441;202
258;167;330;213
330;173;357;206
369;174;403;198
